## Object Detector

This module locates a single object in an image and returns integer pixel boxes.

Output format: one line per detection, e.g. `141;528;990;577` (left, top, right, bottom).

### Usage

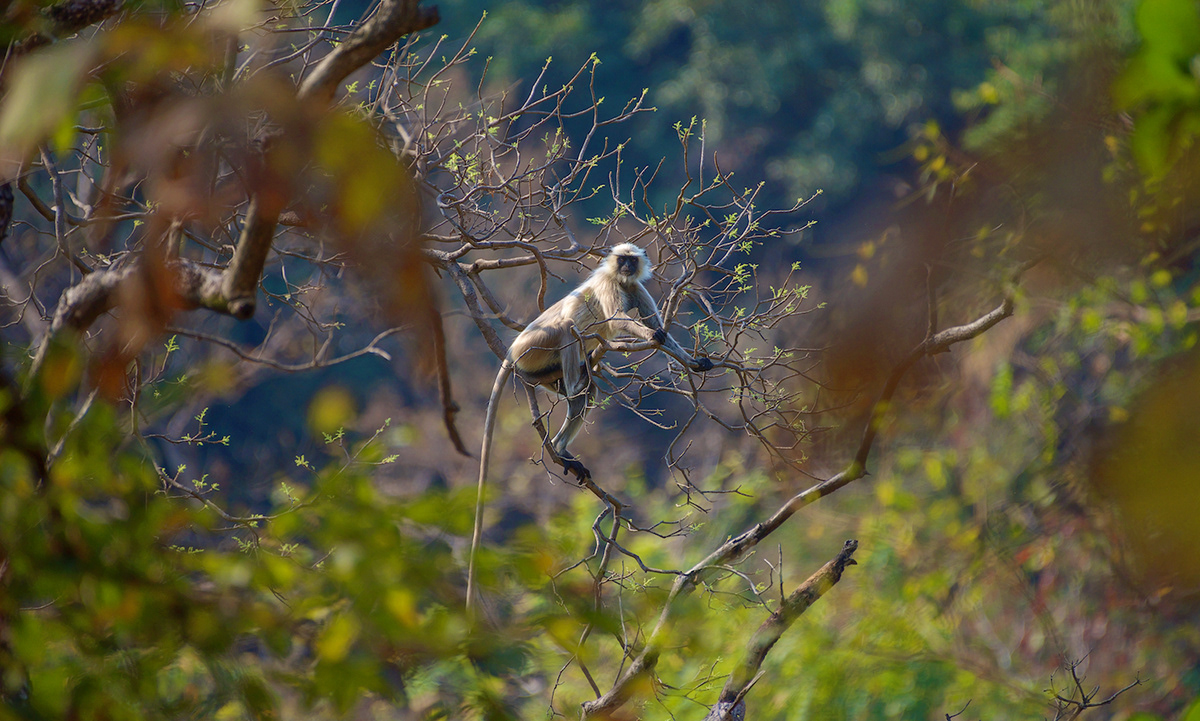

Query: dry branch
428;302;470;455
1049;657;1141;721
296;0;439;105
703;539;859;721
46;260;226;335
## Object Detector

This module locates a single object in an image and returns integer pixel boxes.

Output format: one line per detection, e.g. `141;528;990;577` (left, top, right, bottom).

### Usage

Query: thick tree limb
219;193;286;320
27;258;227;379
703;540;859;721
296;0;439;105
42;259;225;337
220;0;438;319
31;0;439;351
10;0;124;56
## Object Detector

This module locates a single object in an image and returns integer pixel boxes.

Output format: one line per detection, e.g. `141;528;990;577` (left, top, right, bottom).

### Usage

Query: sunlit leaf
316;613;361;663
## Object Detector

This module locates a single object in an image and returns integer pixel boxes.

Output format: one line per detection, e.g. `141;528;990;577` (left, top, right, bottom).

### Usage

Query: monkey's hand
558;455;592;482
652;327;668;345
690;356;714;372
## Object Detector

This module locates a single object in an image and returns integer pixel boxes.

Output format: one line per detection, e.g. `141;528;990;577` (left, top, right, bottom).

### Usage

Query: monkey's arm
598;304;662;342
578;288;662;344
627;285;713;372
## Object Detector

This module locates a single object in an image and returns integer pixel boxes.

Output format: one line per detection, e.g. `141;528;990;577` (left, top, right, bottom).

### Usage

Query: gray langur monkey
467;243;713;613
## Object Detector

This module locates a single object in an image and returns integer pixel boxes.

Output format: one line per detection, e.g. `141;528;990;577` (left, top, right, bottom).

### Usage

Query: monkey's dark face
615;254;641;278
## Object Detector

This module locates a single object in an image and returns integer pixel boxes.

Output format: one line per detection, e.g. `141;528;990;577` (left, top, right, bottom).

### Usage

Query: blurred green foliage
1113;0;1200;177
2;365;551;718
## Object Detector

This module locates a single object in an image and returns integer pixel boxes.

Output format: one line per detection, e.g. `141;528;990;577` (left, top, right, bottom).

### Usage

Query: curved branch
297;0;440;105
43;259;227;337
428;303;470;455
221;0;440;318
28;258;228;379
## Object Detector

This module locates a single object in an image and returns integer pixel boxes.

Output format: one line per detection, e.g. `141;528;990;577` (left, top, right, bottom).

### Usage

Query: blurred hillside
428;0;1131;223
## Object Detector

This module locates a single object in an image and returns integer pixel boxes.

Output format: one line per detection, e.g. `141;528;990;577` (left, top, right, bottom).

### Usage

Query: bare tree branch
1048;657;1141;721
296;0;439;105
428;302;469;455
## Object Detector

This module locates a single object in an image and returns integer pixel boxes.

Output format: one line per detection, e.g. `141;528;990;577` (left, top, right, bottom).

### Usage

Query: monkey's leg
550;343;589;454
552;387;595;477
552;370;597;444
522;383;589;481
546;344;596;481
549;389;588;454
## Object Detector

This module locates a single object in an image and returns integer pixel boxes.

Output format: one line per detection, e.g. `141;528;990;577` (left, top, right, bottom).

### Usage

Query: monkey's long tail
466;361;513;618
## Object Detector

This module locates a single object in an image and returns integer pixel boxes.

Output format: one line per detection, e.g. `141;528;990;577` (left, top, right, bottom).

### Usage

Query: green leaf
0;43;93;159
315;613;361;663
1135;0;1200;60
1129;104;1180;178
1184;698;1200;721
1113;51;1199;109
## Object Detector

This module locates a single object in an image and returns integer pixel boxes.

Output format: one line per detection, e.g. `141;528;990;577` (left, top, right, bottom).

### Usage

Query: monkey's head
607;243;652;284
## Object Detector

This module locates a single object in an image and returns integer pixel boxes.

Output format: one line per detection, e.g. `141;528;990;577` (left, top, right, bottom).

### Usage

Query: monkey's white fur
467;243;711;613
